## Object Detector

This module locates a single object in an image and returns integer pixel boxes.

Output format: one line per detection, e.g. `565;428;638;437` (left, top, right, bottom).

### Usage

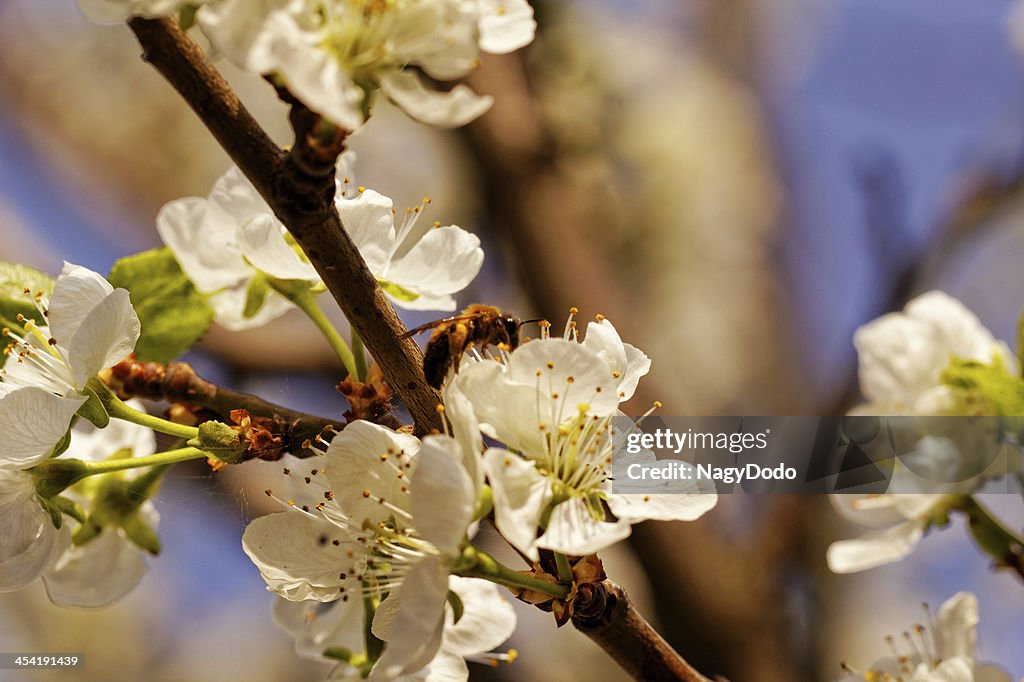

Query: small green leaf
446;590;465;625
243;272;272;319
77;388;110;428
378;280;420;302
108;248;214;363
0;262;54;350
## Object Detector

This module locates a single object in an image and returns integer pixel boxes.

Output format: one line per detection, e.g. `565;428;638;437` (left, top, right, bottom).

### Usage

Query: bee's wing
400;314;477;339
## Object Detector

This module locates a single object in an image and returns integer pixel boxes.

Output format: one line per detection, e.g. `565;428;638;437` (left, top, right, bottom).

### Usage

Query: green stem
363;590;383;664
352;328;368;382
80;447;208;476
555;552;574;584
282;287;358;377
456;546;570;600
90;379;198;440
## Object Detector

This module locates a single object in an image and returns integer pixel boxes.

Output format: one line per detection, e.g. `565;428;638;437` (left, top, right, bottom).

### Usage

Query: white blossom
242;421;480;679
0;468;70;593
1;263;141;468
42;410;160;608
835;592;1010;682
446;313;716;560
158;154;483;326
852;291;1015;416
199;0;537;130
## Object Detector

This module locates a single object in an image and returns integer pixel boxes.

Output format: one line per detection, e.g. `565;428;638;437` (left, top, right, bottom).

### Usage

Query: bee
402;304;529;388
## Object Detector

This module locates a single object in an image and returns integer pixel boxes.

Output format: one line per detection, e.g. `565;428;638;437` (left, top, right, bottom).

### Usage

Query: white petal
273;597;364;661
448;362;543;456
482;449;550;560
48;263;115;346
278;41;366;131
508;339;622;417
207;284;294;331
934;592;978;660
369;556;448;681
43;525;147;608
156;196;251;292
325;421;421;526
412;436;476;555
386;227;483;305
440;382;484;492
0;387;86;469
478;0;537;54
607;489;717;523
238;214;320;282
826;520;925;573
582;320;651;401
0;469;69;591
380;72;493;128
420;651;469;682
336;189;396;276
242;511;355;602
536;497;632;556
66;288;141;389
923;657;975;682
443;577;516;657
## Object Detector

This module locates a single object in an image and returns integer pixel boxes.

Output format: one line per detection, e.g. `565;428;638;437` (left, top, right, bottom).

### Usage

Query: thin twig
127;17;442;435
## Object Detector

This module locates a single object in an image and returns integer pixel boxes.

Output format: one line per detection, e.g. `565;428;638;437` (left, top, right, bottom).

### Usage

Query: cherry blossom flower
274;576;516;681
159;153;482;327
1;263;141;468
200;0;537;130
0;468;70;593
446;313;716;559
42;409;160;608
242;421;480;678
851;291;1015;416
835;592;1010;682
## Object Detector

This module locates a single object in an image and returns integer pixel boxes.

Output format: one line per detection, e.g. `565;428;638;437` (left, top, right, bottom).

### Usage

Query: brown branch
106;358;338;458
572;580;714;682
127;17;442;435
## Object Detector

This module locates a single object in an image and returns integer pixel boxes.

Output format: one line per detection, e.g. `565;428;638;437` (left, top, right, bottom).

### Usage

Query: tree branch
127;17;442;435
572;580;713;682
106;357;338;458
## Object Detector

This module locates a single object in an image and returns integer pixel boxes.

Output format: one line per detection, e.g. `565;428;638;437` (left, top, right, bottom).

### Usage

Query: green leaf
243;272;272;319
0;262;54;350
77;387;110;428
108;248;214;363
446;589;465;625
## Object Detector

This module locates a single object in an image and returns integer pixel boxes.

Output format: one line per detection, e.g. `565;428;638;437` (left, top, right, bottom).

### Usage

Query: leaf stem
80;447;208;475
555;552;574;584
283;288;358;378
352;328;368;382
92;378;198;440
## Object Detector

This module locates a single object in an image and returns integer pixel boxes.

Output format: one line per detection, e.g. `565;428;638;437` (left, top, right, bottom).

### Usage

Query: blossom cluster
76;0;537;130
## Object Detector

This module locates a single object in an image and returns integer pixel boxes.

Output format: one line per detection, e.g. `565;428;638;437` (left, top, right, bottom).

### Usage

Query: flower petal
507;339;621;417
273;597;364;661
443;576;516;657
934;592;978;660
380;72;493;128
582;319;651;401
336;189;396;276
326;421;421;526
242;510;356;602
826;519;925;573
0;386;86;469
536;497;631;556
0;469;69;592
43;524;147;608
156;197;251;292
386;226;483;311
482;449;550;560
478;0;537;54
607;489;717;523
48;262;115;346
369;556;448;681
412;436;476;556
238;215;320;282
67;288;141;390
